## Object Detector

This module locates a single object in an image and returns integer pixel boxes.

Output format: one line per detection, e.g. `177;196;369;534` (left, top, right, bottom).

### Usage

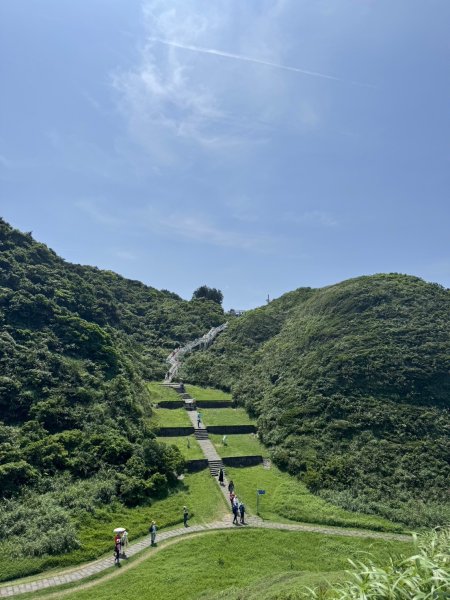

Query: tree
192;286;223;305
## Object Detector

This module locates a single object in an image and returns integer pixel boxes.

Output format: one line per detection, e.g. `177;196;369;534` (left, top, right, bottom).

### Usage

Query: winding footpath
0;386;412;597
0;512;411;598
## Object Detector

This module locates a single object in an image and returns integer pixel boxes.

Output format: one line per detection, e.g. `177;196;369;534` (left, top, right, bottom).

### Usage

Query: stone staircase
208;458;225;477
186;410;226;478
194;428;209;440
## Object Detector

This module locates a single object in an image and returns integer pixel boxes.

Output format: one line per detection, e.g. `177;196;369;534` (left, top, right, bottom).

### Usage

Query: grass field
56;528;411;600
0;471;226;583
157;436;204;460
185;384;232;401
210;433;267;458
225;465;404;533
200;408;255;427
147;382;180;403
151;408;192;427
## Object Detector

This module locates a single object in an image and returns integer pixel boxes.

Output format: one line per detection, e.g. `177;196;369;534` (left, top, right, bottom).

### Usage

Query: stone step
194;428;208;435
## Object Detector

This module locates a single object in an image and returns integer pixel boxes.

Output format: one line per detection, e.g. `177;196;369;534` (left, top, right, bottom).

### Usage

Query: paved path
0;514;411;598
0;392;412;597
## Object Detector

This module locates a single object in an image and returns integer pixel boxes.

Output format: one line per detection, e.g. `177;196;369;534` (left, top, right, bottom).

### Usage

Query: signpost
256;489;266;516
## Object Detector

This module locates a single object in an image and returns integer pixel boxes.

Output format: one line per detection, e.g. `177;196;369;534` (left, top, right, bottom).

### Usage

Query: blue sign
257;489;266;495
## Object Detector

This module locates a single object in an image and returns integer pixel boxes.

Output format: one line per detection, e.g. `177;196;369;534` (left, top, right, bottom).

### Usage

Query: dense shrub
182;274;450;527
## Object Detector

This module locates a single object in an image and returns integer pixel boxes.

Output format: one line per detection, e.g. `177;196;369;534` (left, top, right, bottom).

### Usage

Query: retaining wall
222;455;263;467
207;425;257;434
195;400;234;408
157;427;195;436
156;401;185;409
185;459;209;472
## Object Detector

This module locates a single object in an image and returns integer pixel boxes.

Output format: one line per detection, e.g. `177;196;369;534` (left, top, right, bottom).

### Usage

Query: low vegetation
55;529;411;600
0;470;225;583
185;384;232;401
201;408;255;427
210;433;267;458
147;383;180;403
307;527;450;599
225;465;403;532
156;436;204;460
182;274;450;527
151;408;192;428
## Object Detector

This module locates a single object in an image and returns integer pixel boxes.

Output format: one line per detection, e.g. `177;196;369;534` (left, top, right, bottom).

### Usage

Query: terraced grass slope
181;274;450;527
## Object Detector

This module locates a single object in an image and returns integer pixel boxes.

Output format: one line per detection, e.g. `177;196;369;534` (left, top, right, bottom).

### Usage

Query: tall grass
306;527;450;599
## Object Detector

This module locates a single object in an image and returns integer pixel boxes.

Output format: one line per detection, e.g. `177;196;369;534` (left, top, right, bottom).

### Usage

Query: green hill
0;219;223;573
181;274;450;527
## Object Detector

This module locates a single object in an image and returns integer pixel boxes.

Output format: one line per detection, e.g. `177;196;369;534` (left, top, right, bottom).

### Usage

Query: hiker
149;521;157;546
229;491;235;507
228;480;235;494
121;530;128;556
179;380;185;393
114;539;121;565
239;502;245;524
218;467;224;486
232;502;239;525
197;412;202;428
183;506;189;527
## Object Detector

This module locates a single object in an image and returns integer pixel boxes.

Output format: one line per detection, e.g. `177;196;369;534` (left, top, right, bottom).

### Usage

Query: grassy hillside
0;219;224;577
181;274;450;527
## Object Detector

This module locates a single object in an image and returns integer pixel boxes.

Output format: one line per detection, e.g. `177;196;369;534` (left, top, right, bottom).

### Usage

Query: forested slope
0;219;223;569
181;274;450;527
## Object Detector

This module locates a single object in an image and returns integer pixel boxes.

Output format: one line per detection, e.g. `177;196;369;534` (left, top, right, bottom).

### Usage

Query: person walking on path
218;467;224;486
121;530;129;557
114;539;121;566
232;502;239;525
197;411;202;428
228;480;234;494
183;506;189;527
149;521;157;546
239;502;245;525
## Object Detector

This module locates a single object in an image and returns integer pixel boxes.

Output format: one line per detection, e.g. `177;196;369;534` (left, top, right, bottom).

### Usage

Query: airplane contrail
149;38;375;88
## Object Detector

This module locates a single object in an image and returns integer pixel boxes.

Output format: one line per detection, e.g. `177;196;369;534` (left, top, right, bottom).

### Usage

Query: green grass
151;408;192;427
210;433;268;458
58;529;411;600
0;471;226;583
200;408;255;427
185;384;232;401
225;465;404;533
147;382;181;403
157;436;204;460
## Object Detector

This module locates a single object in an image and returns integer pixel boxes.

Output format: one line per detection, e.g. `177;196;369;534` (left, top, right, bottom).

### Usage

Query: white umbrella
113;527;126;534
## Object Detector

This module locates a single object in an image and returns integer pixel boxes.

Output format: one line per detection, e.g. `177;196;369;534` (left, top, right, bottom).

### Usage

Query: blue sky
1;0;449;310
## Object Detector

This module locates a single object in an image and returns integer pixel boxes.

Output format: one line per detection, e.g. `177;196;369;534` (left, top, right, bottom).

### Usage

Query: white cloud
111;0;351;163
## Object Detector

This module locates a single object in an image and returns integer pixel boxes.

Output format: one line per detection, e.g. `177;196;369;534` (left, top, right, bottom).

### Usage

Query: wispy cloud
0;154;13;169
75;199;122;227
140;207;272;252
148;38;374;88
112;0;355;162
283;210;339;228
114;250;137;260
